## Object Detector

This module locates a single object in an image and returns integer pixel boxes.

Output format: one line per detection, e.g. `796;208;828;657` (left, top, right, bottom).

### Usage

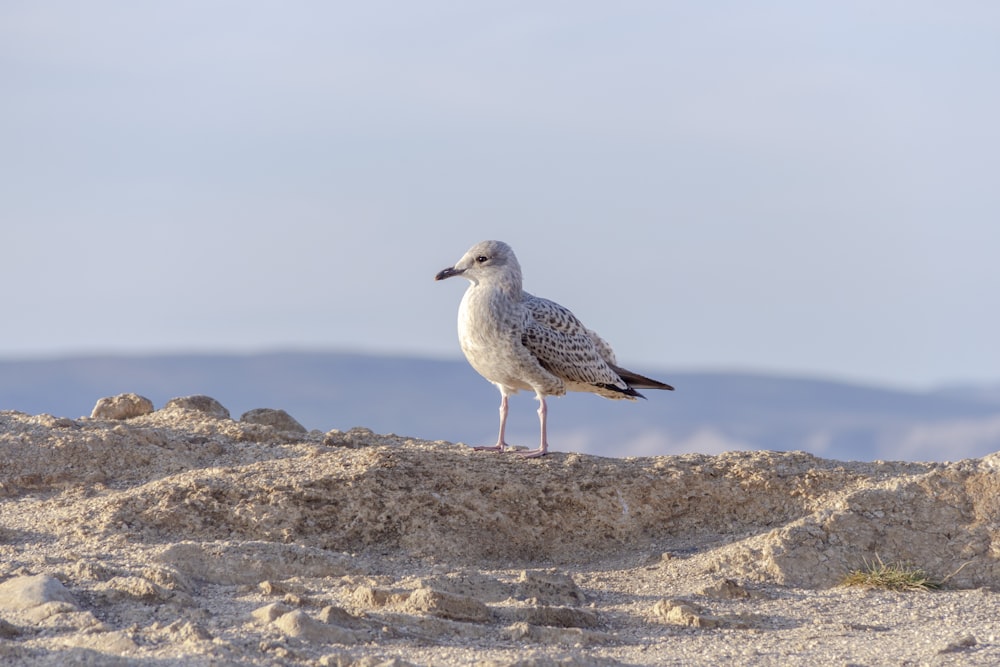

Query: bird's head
434;240;522;289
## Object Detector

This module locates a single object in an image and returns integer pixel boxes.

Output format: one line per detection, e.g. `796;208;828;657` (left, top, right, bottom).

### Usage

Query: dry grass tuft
841;555;941;591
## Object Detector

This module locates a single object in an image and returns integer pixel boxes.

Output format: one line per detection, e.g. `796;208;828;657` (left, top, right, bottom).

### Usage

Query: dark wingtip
596;383;646;399
609;365;675;392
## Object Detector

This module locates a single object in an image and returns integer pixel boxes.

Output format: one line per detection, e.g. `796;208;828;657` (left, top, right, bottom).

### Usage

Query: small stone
520;605;599;628
63;629;139;654
323;428;380;448
164;395;231;419
515;571;586;606
0;618;21;637
259;580;281;596
273;610;360;644
319;653;417;667
651;599;724;628
939;634;978;654
350;585;395;608
164;619;213;642
33;414;79;428
97;576;170;602
282;593;305;607
0;575;77;612
240;408;307;433
90;393;154;420
23;601;84;624
69;560;114;582
323;431;357;448
252;602;292;624
318;605;369;629
503;621;613;646
403;587;492;623
140;565;193;593
698;578;751;599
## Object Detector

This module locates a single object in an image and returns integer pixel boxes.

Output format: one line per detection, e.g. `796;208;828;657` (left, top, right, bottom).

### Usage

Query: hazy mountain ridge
2;351;998;462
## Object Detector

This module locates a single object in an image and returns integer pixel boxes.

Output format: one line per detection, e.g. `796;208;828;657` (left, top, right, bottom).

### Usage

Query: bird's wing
521;294;634;394
584;328;619;365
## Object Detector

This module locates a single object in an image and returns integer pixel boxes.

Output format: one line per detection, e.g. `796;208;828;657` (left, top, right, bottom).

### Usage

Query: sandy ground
2;396;1000;666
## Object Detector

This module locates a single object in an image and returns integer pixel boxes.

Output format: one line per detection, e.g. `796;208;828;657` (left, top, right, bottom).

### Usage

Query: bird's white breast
456;284;536;392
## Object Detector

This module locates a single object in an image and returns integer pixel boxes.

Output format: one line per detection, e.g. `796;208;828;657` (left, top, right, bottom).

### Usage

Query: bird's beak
434;266;464;281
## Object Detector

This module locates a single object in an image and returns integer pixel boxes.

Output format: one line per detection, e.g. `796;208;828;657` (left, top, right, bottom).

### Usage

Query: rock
258;580;288;596
323;428;376;448
418;571;513;602
0;575;76;612
90;393;154;420
252;602;292;624
162;619;213;642
96;576;172;603
0;618;21;638
140;565;193;593
163;395;231;419
318;605;371;630
651;599;724;628
69;560;114;582
272;609;361;644
475;657;619;667
350;585;401;608
240;408;307;433
515;571;586;606
21;602;94;630
23;602;87;624
697;578;751;599
320;652;419;667
519;606;599;629
62;630;139;654
503;621;613;646
938;634;978;654
403;587;493;623
33;414;79;429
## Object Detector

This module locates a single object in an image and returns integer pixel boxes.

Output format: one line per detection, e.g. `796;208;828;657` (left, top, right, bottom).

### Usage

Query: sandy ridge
2;398;999;665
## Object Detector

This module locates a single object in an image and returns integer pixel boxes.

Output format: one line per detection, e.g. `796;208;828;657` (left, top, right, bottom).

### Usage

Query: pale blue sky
3;2;999;389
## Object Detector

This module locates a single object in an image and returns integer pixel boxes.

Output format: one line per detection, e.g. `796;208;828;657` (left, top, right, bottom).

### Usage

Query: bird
434;240;673;458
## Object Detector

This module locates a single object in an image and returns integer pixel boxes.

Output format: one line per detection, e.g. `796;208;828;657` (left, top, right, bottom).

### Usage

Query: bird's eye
475;255;489;263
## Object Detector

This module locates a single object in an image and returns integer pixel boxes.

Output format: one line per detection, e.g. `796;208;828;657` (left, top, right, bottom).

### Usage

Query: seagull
435;240;673;458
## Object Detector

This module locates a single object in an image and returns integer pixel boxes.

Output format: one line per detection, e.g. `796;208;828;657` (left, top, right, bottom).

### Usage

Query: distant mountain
2;351;999;462
932;384;1000;406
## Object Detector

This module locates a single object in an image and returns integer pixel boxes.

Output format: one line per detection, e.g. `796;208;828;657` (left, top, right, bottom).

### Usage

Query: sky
2;2;999;390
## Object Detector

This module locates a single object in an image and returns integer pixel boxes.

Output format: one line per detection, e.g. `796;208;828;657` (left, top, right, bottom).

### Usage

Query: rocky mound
1;395;999;666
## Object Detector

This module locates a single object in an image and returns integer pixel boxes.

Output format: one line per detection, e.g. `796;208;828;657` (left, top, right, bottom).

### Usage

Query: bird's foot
513;447;547;459
472;443;510;453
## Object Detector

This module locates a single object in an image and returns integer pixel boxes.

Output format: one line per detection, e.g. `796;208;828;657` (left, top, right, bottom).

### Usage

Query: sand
2;395;999;666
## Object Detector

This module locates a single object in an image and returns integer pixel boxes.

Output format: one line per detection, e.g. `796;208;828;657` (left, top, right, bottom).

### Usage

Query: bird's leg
515;393;549;458
473;393;511;453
